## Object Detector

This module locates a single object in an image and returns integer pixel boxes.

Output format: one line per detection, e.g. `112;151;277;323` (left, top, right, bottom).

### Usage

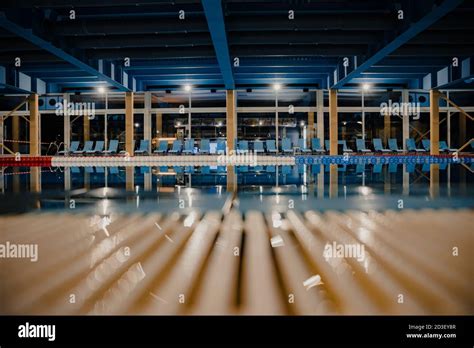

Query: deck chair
373;163;382;174
389;163;398;173
73;141;93;155
135;140;150;155
356;164;365;174
199;139;210;154
311;138;325;153
154;140;168;154
265;140;278;153
86;140;104;155
282;138;293;154
169;140;183;154
325;140;330;152
103;140;119;155
373;138;390;153
237;140;249;154
406;138;426;152
340;140;353;153
119;140;135;155
388;138;403;153
406;163;415;173
109;167;119;175
182;139;195;154
421;139;430;151
201;166;211;174
356;139;371;153
439;141;457;152
58;141;80;155
298;139;312;153
253;140;265;153
216;140;226;154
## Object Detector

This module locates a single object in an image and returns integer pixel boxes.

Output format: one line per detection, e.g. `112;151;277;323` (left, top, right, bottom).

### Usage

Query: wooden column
402;89;409;151
226;166;237;193
307;111;314;146
430;90;440;155
384;114;391;144
156;113;162;137
30;167;41;193
83;115;90;142
329;164;338;198
329;89;338;155
144;91;152;153
430;164;439;198
316;90;324;143
12;116;20;153
125;92;134;155
29;94;40;156
226;90;237;152
126;166;134;192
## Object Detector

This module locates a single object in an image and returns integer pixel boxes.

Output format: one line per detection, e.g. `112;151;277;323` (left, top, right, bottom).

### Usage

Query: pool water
0;163;472;214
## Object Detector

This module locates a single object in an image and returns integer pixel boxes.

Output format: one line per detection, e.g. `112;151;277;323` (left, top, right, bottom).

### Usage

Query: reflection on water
0;164;473;214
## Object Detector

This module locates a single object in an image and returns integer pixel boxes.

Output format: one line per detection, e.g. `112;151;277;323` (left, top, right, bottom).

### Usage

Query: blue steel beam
0;13;130;92
201;0;234;89
332;0;463;89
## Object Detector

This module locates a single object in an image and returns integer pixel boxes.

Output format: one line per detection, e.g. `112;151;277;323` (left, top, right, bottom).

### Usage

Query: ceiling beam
202;0;235;89
331;0;463;89
0;12;130;91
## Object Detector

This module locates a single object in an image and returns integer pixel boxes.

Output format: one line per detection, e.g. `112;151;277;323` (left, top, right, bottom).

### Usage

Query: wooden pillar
125;92;134;155
430;164;439;198
307;111;314;146
29;94;40;156
126;166;134;191
226;90;237;152
63;93;71;151
144;91;152;153
12;116;20;153
156;113;162;137
329;89;338;155
329;164;338;198
30;167;41;193
384;114;391;144
430;90;439;155
83;115;90;142
226;166;237;193
402;89;409;151
316;89;324;143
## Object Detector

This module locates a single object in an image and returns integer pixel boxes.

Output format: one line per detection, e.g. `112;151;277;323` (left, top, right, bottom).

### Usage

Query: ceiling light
273;83;282;91
184;84;192;92
362;83;371;91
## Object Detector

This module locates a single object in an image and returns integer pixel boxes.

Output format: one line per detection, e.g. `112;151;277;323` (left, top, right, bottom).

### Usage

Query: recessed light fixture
273;83;282;91
97;86;106;94
362;83;371;91
184;84;192;92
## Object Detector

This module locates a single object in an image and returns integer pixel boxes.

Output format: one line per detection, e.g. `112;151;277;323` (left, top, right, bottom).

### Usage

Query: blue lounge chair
265;140;278;153
199;139;210;154
439;141;457;152
103;140;119;155
58;141;80;155
135;140;150;155
389;163;398;173
356;139;371;153
340;140;353;153
325;140;330;152
421;139;430;151
182;139;195;154
373;163;382;174
311;138;325;153
254;141;265;153
201;166;210;174
238;140;249;154
388;138;403;153
119;140;135;155
373;138;390;153
86;140;104;155
356;164;365;174
169;140;183;154
73;141;93;155
406;163;415;173
109;167;119;175
216;140;226;154
406;138;426;153
281;165;292;175
422;163;430;172
154;140;168;154
282;138;293;154
298;139;312;153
